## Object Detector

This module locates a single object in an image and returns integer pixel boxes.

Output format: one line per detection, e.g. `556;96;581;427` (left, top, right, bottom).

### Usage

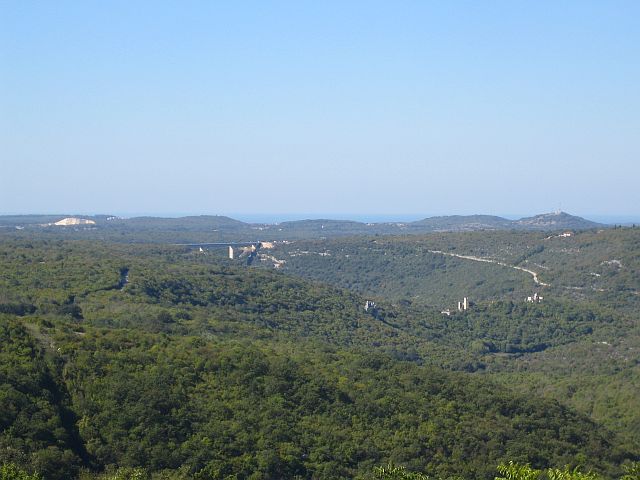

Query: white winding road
428;250;550;287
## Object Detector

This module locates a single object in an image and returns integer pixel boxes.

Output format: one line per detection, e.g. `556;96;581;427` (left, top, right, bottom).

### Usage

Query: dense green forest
0;232;638;479
261;229;640;309
259;229;640;447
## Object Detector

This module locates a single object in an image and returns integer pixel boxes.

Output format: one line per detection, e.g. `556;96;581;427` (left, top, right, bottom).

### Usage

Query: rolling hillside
0;237;638;479
0;211;607;244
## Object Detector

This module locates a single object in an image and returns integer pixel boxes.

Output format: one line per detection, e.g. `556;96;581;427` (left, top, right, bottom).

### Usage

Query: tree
371;463;430;480
0;463;42;480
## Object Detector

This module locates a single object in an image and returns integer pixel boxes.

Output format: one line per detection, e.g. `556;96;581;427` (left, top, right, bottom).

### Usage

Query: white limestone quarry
53;217;96;226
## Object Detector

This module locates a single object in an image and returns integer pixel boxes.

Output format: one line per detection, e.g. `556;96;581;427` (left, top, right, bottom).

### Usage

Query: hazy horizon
2;2;639;216
2;210;640;225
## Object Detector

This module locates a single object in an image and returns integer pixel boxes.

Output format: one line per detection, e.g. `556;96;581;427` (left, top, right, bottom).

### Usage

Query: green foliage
104;467;149;480
371;463;430;479
264;228;640;311
260;230;640;446
496;462;542;480
0;236;638;479
0;319;82;480
620;463;640;480
495;461;542;480
369;462;636;480
546;466;599;480
0;463;42;480
3;320;635;478
495;463;603;480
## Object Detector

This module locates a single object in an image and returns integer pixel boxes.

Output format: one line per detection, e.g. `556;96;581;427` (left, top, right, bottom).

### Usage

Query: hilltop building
228;246;234;259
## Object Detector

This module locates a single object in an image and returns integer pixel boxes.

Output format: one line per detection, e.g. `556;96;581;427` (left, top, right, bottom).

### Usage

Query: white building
526;292;543;303
458;297;469;311
364;300;377;312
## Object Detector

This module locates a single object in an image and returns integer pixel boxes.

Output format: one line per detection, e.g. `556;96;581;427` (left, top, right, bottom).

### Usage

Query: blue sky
1;1;639;218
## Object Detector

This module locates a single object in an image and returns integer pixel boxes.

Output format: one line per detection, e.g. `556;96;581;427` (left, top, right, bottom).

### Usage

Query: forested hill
4;317;632;480
0;211;606;243
255;228;640;452
262;228;640;309
0;238;638;479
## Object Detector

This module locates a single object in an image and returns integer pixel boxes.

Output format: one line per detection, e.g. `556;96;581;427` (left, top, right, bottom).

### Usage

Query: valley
0;216;638;479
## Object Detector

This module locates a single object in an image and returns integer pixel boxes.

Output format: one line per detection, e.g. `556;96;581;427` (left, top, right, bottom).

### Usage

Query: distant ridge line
0;211;610;236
